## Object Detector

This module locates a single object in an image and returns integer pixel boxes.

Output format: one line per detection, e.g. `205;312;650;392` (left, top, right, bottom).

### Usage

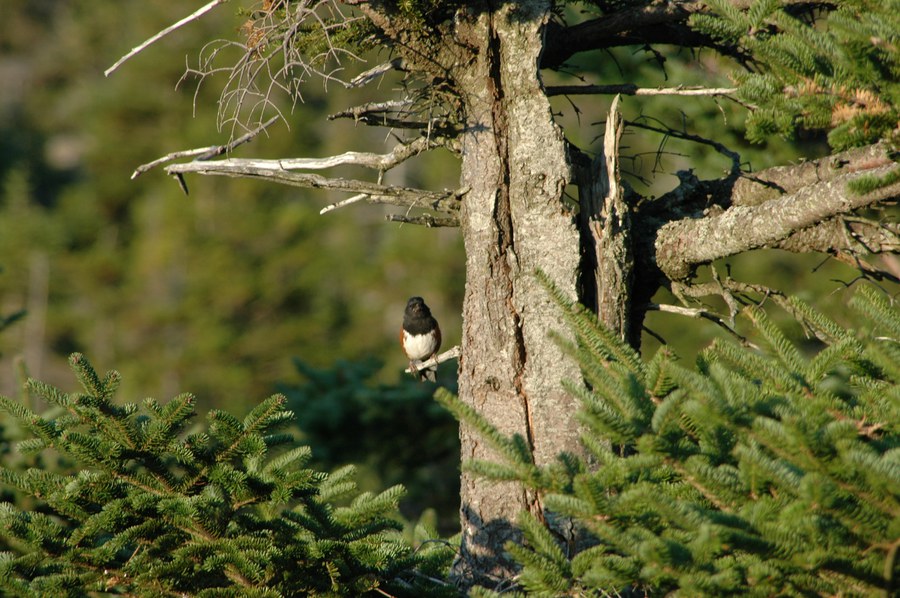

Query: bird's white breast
403;330;437;361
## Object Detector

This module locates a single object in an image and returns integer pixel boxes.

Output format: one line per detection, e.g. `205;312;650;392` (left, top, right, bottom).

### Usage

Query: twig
546;84;739;98
132;116;279;179
626;118;742;175
105;0;227;77
386;213;459;227
405;346;461;375
346;57;408;88
328;99;417;121
648;302;748;344
328;113;445;130
320;194;368;214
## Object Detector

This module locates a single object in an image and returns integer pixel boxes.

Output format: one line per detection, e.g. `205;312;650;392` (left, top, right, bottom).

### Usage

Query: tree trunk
452;1;588;586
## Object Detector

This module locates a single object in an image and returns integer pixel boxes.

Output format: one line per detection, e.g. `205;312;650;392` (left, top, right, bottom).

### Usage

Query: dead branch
105;0;227;77
672;277;861;345
626;118;742;175
176;1;366;134
655;163;900;280
386;213;459;227
320;194;368;214
648;302;748;343
328;99;417;121
164;160;461;213
730;142;894;207
144;135;437;182
546;84;738;98
328;112;449;130
405;345;461;375
202;136;441;172
132;116;279;179
775;215;900;259
346;57;408;88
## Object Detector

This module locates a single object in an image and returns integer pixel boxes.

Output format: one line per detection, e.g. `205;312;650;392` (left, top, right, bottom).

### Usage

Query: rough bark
654;162;900;281
450;1;583;587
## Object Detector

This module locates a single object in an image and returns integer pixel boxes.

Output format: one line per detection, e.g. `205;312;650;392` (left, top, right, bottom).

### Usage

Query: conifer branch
542;0;835;68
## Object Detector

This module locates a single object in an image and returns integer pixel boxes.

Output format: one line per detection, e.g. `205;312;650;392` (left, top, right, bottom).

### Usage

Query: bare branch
648;302;747;343
405;345;461;375
145;135;438;182
105;0;227;77
328;112;449;130
655;163;900;280
626;119;742;175
346;57;408;88
164;160;461;213
546;84;739;98
230;136;440;171
776;215;900;255
730;142;894;207
671;277;855;345
320;194;368;214
328;99;417;120
773;216;900;284
386;213;459;227
178;1;367;134
132;116;279;179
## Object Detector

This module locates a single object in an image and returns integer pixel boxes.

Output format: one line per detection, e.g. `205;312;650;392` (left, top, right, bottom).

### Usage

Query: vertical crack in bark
486;12;537;477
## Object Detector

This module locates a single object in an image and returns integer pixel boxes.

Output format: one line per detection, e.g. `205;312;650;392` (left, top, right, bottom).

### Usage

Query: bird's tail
422;366;437;383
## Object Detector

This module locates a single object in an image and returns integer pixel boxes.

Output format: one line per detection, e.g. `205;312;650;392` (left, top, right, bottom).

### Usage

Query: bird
401;296;441;382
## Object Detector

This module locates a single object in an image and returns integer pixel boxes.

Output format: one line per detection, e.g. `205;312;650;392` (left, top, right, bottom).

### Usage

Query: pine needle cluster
690;0;900;152
444;280;899;596
0;354;455;597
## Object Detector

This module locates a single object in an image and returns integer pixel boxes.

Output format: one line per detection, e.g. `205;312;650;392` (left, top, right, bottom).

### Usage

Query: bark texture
653;160;900;281
574;97;637;346
451;1;583;586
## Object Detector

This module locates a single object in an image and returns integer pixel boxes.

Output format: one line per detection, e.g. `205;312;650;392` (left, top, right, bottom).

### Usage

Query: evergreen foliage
441;280;899;596
278;357;460;531
0;354;456;597
690;0;900;152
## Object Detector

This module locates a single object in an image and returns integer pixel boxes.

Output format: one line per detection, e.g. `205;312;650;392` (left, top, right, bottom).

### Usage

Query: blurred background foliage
0;0;896;528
